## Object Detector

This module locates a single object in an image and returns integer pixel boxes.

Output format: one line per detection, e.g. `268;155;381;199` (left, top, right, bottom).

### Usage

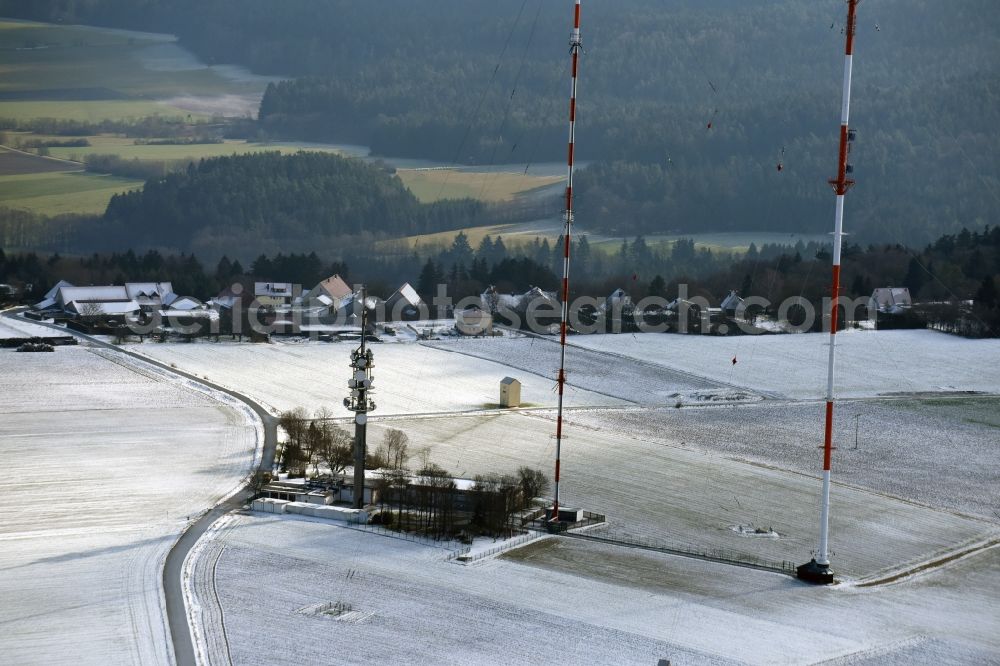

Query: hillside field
0;169;142;214
395;168;562;204
0;19;266;122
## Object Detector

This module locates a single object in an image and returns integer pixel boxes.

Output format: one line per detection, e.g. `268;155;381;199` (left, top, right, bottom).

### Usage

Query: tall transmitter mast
551;0;582;526
798;0;861;585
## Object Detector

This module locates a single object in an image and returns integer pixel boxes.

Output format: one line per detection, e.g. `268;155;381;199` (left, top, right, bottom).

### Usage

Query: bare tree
516;467;549;509
317;426;354;476
420;465;456;539
471;473;519;537
78;302;104;321
278;408;309;473
379;428;410;471
415;445;431;472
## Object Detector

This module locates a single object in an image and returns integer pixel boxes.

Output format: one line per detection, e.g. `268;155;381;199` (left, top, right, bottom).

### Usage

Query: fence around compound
565;527;798;575
459;531;537;564
336;519;472;559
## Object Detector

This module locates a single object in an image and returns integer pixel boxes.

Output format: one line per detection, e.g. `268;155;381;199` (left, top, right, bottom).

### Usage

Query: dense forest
10;152;485;257
4;0;996;245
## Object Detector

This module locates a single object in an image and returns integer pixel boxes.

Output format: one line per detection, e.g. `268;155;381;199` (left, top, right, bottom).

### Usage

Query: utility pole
798;0;860;586
344;287;375;510
551;0;583;529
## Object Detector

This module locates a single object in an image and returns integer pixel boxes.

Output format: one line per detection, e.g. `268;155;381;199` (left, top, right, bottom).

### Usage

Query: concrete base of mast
796;558;835;584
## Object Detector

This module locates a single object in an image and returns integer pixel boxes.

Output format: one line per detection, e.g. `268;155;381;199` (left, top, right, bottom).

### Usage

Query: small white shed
500;376;521;408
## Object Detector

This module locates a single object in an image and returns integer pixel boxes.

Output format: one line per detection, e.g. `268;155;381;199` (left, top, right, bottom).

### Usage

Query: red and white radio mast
798;0;861;585
551;0;582;527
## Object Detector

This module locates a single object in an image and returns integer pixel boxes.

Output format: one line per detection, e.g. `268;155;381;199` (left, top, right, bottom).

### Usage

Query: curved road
2;311;277;666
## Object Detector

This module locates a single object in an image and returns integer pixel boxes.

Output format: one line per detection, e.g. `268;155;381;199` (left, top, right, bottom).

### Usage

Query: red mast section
552;0;582;524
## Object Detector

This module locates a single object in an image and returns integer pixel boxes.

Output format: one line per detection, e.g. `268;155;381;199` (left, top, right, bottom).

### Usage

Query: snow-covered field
426;336;738;406
189;514;1000;666
7;325;997;663
569;329;1000;399
565;397;1000;520
0;346;259;664
123;340;629;417
0;313;59;339
365;411;996;580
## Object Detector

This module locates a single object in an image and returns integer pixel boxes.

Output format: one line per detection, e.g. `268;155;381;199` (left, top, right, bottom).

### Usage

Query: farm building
57;286;140;319
604;288;632;313
254;282;295;307
125;282;175;309
456;307;493;335
209;280;256;310
721;290;745;317
33;280;74;311
869;287;912;314
384;283;423;321
481;286;561;329
33;281;210;330
302;274;353;310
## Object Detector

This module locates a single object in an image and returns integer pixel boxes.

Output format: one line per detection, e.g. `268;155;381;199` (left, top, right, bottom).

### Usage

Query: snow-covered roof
211;295;237;309
43;279;73;301
391;283;422;307
34;297;57;311
482;286;557;311
125;282;173;300
168;296;204;311
58;286;129;305
68;299;140;315
457;307;490;320
870;287;912;312
255;282;294;298
721;290;744;311
604;288;632;310
314;274;353;301
501;376;520;386
299;324;363;333
158;308;218;320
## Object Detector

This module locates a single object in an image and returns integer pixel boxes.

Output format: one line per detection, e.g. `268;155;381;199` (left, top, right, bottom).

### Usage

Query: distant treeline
82;154;175;180
0;115;225;138
5;225;997;336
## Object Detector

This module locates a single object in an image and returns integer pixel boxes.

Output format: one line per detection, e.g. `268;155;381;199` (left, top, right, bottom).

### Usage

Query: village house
869;287;912;314
301;274;353;311
383;282;423;321
254;282;295;307
455;306;493;335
